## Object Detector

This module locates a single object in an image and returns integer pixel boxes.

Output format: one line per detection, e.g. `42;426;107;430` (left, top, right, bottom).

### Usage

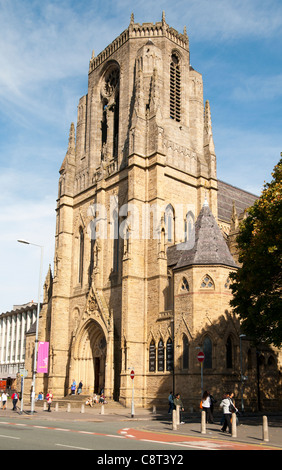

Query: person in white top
1;392;8;410
220;392;235;433
201;391;213;424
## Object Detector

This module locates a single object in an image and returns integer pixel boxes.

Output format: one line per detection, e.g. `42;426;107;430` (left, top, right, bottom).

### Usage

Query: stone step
34;395;125;409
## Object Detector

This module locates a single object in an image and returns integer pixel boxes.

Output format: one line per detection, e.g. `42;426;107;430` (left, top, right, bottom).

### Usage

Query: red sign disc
197;352;205;362
130;370;135;379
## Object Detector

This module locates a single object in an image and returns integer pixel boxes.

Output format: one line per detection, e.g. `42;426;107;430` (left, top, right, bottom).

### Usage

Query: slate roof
217;180;258;222
167;201;238;270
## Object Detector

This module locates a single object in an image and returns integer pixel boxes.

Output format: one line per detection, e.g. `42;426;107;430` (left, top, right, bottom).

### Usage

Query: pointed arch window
180;277;189;292
226;336;233;369
183;335;189;369
166;338;174;371
113;209;119;272
149;340;156;372
158;339;164;371
201;275;214;289
165;204;174;243
78;227;84;285
101;65;120;160
184;211;195;247
170;53;181;122
203;336;212;369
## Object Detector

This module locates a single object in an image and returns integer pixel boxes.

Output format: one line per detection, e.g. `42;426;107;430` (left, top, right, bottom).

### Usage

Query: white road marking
0;434;20;440
55;443;91;450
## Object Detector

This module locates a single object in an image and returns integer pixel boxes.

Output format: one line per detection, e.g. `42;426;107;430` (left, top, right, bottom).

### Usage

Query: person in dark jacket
168;391;174;414
11;391;19;411
173;393;185;424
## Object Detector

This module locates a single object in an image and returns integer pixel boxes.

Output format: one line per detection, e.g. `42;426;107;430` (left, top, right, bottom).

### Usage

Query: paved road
0;405;281;453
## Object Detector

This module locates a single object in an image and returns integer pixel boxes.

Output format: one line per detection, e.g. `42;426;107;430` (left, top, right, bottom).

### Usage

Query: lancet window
101;65;120;161
78;227;84;285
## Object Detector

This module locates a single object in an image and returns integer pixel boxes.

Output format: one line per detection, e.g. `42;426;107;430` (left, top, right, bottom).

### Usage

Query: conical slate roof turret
167;201;238;269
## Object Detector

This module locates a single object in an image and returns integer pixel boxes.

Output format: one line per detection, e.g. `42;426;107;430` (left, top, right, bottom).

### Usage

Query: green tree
230;155;282;347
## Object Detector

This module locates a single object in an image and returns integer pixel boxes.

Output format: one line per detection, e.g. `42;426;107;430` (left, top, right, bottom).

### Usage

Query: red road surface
118;427;279;450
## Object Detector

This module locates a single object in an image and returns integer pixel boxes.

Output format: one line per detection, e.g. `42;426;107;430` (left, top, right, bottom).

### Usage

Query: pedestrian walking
77;380;83;395
173;393;185;424
46;390;53;412
202;391;213;423
168;391;174;414
71;379;76;395
11;391;19;411
220;392;233;433
1;392;7;410
230;392;239;425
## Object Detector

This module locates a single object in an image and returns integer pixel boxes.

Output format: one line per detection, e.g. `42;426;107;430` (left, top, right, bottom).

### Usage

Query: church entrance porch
71;319;107;396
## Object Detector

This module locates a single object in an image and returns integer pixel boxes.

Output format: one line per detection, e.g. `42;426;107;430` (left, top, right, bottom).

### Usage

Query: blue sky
0;0;281;312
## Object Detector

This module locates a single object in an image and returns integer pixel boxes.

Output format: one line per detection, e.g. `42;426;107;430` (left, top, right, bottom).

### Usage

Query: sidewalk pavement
1;404;281;450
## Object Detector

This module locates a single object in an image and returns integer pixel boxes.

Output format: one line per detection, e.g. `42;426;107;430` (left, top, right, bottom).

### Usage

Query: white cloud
0;0;281;313
232;74;282;102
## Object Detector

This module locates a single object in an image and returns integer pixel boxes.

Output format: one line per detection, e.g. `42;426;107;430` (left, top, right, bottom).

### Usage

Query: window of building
164;204;174;243
267;355;276;368
113;209;119;272
203;336;212;369
101;66;120;161
149;340;156;372
226;336;233;369
158;339;164;371
180;277;189;292
183;335;189;369
184;211;195;243
78;228;84;285
201;275;214;289
170;53;181;122
166;338;174;371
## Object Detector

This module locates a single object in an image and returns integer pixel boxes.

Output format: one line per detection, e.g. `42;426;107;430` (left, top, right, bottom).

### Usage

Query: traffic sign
197;352;205;362
130;370;135;380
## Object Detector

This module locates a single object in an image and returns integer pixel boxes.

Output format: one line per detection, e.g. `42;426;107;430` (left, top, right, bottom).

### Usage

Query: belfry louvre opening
170;53;181;122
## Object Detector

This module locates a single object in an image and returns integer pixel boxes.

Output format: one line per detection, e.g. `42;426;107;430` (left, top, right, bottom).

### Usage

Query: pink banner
37;342;49;373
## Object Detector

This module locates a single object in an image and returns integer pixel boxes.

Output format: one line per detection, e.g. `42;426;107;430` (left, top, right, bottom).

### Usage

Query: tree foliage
230;155;282;347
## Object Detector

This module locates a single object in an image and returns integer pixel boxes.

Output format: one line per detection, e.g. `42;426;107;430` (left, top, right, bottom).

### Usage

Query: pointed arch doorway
72;319;107;395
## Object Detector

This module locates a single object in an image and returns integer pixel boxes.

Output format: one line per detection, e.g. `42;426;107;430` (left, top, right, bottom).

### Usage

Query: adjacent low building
0;302;38;390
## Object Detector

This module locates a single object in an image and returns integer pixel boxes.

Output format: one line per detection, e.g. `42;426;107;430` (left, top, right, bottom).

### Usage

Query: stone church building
25;14;281;410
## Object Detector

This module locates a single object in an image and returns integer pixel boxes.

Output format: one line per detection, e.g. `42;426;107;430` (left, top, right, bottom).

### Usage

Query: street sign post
197;352;205;396
19;369;28;414
130;369;135;418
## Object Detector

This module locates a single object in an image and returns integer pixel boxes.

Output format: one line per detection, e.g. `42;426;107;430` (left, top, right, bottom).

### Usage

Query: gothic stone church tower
38;14;259;408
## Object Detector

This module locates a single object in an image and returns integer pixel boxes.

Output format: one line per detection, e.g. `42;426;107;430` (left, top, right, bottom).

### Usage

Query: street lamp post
17;239;44;413
239;334;246;413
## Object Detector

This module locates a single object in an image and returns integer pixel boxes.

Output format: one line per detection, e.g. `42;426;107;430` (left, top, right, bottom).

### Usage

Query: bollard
201;410;206;434
172;409;177;430
55;402;59;412
231;412;237;438
81;404;85;414
43;401;47;411
262;415;269;442
152;405;156;414
176;405;180;425
67;402;71;412
100;404;105;415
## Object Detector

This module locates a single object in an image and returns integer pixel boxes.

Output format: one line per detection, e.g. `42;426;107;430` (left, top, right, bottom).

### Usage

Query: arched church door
73;319;107;395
